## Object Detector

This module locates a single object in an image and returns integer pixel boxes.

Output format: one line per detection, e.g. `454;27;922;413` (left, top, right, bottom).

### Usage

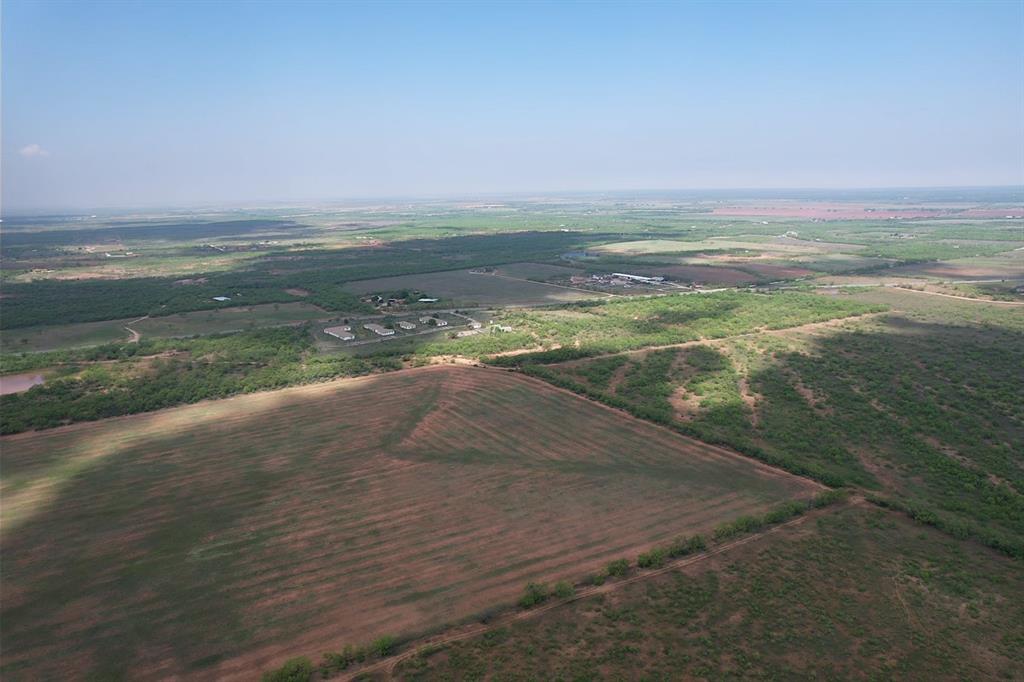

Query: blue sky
3;0;1022;210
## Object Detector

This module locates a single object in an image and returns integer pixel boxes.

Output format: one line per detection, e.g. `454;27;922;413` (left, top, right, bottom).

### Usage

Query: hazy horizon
4;0;1023;211
1;184;1022;219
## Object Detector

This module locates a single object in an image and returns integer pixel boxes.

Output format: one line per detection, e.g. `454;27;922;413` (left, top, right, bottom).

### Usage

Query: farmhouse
397;320;416;330
418;297;439;303
324;325;354;340
212;296;231;302
363;323;395;336
456;329;480;338
419;316;448;327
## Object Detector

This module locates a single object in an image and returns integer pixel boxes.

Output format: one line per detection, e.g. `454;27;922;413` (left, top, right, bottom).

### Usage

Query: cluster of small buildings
323;314;466;343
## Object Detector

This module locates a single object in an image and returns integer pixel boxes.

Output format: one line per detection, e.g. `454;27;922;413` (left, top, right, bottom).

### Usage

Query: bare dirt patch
0;373;45;395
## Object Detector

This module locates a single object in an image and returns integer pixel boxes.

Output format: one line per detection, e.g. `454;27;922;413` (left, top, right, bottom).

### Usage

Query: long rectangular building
363;323;395;336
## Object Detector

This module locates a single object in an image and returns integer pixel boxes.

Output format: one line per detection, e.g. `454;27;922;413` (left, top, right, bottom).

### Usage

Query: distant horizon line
3;184;1023;217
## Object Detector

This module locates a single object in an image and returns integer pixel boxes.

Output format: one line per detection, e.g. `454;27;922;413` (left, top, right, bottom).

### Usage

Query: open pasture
131;302;329;338
616;262;758;284
592;237;844;257
0;302;329;352
343;266;607;306
0;365;817;680
2;317;131;352
883;248;1024;280
491;261;584;280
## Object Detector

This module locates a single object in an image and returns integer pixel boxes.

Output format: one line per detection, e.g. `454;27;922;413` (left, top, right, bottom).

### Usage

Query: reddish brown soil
0;373;45;395
0;366;817;681
886;261;1024;280
730;263;817;279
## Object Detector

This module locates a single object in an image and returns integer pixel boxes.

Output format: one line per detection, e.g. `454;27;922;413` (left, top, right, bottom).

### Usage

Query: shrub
713;514;763;541
686;534;708;553
371;635;397;657
554;580;575;599
320;646;358;673
262;657;314;682
518;582;549;608
762;500;807;525
810;489;848;508
605;558;630;578
637;547;668;569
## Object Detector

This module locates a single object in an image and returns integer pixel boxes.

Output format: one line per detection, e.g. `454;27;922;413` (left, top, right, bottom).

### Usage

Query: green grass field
2;318;131;352
0;302;329;353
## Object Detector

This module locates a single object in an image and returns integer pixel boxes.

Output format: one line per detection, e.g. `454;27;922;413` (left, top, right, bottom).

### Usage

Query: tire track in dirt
337;498;860;681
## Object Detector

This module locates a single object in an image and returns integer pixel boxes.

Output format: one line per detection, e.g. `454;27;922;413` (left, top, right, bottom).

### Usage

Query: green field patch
132;302;329;338
2;318;130;352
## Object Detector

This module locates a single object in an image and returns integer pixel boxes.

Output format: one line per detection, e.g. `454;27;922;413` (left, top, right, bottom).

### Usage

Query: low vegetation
534;293;1024;556
394;505;1024;680
470;290;884;359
